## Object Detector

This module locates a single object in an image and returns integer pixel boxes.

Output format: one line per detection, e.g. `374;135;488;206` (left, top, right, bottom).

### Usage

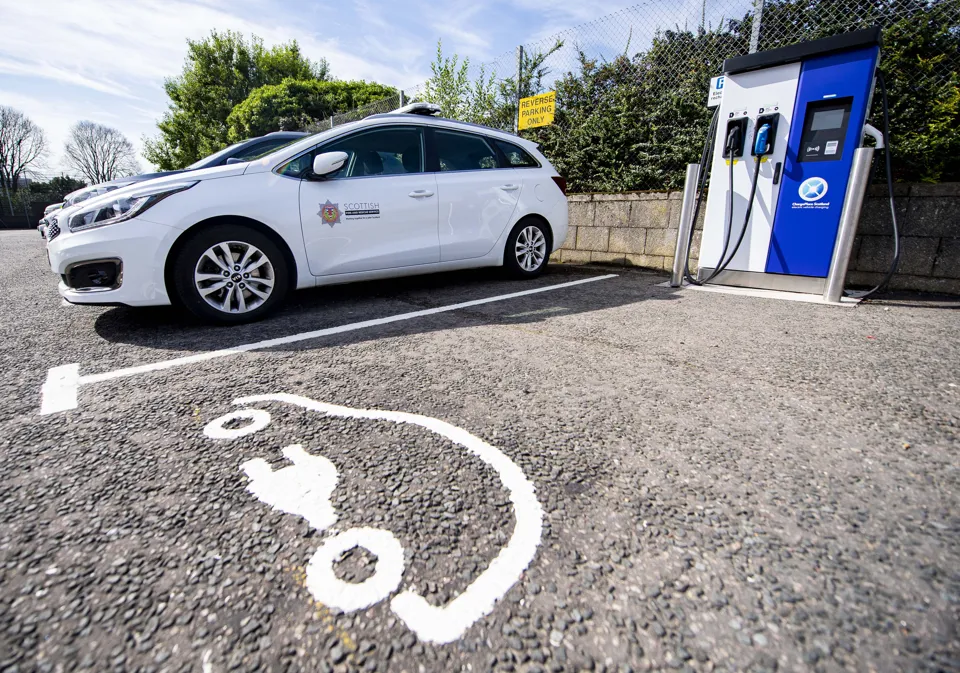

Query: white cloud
0;0;437;173
0;0;426;93
0;0;658;177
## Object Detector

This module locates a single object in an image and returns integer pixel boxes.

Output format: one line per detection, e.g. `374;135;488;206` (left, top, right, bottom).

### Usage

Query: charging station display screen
798;97;852;162
810;108;845;131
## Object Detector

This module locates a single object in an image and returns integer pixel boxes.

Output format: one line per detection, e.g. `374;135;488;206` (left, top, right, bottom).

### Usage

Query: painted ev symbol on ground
203;393;544;645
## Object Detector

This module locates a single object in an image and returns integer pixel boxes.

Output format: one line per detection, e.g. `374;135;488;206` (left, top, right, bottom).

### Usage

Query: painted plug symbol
241;444;406;615
242;445;339;531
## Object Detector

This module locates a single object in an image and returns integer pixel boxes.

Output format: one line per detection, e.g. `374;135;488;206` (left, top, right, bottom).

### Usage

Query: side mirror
312;151;349;178
225;157;244;165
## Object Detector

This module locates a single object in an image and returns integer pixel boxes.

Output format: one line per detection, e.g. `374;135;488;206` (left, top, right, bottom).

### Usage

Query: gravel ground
0;228;958;673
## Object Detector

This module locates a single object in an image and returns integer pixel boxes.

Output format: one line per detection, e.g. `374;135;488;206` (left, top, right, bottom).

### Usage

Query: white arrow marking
39;364;80;415
38;274;617;415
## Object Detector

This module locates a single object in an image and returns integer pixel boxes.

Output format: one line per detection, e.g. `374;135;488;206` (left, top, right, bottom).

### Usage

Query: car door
295;125;439;276
430;128;522;262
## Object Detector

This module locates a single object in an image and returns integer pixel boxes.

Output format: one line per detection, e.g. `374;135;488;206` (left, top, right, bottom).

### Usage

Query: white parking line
39;274;617;415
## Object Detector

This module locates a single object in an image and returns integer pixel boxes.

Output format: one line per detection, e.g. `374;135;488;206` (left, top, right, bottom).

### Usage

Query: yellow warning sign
518;91;556;130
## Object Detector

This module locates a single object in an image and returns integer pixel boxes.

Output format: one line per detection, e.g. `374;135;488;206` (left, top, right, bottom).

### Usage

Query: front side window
280;126;424;179
435;130;498;172
494;139;540;168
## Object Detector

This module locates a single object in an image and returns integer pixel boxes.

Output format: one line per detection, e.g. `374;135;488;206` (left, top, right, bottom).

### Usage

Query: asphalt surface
1;228;958;673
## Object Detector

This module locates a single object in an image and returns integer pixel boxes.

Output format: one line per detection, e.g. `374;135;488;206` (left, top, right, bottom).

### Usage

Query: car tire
503;218;551;279
172;224;290;324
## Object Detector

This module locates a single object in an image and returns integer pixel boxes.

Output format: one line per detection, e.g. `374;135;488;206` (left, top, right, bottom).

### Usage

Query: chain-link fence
0;189;51;229
317;0;959;190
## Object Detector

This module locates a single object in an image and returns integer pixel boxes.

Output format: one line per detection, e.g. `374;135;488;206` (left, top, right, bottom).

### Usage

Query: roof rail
391;102;442;116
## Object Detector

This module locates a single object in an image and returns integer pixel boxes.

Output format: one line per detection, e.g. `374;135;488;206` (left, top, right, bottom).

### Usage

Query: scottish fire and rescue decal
318;200;381;226
319;200;341;227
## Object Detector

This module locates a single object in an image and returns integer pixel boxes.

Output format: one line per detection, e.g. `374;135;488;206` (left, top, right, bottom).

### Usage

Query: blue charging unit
765;46;879;277
694;28;883;297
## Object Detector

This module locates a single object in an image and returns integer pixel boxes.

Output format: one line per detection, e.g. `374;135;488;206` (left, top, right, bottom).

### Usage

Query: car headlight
68;181;198;233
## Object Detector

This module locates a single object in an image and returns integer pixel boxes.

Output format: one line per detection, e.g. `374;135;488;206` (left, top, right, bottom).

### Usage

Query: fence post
749;0;764;53
330;117;334;129
399;90;405;108
513;45;524;135
2;182;12;216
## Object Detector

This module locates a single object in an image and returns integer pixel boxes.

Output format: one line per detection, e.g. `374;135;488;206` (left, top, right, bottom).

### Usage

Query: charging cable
705;123;773;279
845;71;900;299
695;123;767;286
683;109;719;285
685;123;747;285
754;123;771;156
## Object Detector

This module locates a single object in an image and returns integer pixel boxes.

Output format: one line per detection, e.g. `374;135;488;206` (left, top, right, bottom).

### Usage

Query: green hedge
524;0;958;192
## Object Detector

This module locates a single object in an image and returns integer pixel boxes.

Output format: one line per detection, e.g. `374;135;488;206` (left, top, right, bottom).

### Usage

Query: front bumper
47;219;180;306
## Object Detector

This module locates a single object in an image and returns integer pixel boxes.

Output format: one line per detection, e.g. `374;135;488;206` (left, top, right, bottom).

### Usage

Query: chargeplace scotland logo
798;177;828;202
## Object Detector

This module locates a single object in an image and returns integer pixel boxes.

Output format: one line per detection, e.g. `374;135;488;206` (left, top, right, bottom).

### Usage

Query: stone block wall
552;183;960;294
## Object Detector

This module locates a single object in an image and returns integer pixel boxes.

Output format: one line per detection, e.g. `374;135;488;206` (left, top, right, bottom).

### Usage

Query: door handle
500;184;520;191
408;190;434;198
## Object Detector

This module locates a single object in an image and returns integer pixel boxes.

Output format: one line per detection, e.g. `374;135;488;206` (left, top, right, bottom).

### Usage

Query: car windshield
263;122;367;170
185;142;244;170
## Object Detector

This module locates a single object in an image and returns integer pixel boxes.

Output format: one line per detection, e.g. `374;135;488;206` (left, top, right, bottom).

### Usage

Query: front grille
47;222;61;241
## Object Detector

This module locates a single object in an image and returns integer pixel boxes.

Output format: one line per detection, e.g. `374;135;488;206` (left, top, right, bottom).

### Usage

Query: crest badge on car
319;200;341;227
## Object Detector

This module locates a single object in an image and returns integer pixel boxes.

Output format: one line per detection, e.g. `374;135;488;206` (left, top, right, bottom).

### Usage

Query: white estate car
46;110;568;324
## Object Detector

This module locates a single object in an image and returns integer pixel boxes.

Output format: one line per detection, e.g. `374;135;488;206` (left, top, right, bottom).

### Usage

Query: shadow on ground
93;265;678;353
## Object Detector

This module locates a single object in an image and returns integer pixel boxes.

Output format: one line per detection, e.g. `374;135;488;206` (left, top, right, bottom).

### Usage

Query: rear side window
435;131;498;172
494;139;540;168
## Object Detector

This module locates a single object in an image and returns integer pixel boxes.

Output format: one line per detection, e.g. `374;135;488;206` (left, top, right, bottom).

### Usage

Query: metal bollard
823;147;874;303
670;164;701;287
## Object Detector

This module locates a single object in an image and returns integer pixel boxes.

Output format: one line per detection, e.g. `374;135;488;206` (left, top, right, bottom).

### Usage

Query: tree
531;27;745;193
144;31;330;170
64;121;141;184
0;106;47;191
28;175;87;201
421;41;499;125
227;79;397;140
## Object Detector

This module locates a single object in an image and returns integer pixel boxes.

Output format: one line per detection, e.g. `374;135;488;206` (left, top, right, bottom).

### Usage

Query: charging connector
753;124;770;155
752;113;779;156
723;118;748;158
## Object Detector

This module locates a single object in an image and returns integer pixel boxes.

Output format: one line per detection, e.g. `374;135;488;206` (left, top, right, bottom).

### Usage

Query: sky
0;0;641;179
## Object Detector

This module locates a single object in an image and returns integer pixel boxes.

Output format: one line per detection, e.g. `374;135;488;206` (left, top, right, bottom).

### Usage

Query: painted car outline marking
203;392;544;644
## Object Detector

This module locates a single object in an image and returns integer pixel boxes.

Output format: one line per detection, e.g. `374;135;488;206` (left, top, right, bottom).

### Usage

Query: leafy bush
522;0;958;191
420;41;499;126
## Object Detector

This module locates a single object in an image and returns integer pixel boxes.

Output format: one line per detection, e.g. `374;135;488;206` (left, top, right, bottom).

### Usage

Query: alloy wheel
515;225;546;272
194;241;276;314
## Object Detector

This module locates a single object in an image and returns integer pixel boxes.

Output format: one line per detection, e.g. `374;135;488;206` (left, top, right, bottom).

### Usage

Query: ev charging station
671;27;896;302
